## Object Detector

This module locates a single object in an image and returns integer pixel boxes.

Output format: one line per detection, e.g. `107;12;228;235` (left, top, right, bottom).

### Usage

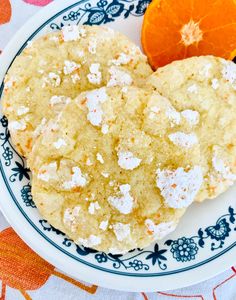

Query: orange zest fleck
81;98;87;105
25;138;32;150
72;187;82;192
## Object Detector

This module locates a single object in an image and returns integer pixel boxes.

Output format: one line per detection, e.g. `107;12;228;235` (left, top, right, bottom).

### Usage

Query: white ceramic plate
0;0;236;292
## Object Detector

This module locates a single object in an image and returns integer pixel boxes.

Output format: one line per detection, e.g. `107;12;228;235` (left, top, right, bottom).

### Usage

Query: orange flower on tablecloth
0;227;98;300
22;0;53;6
153;266;236;299
0;0;11;25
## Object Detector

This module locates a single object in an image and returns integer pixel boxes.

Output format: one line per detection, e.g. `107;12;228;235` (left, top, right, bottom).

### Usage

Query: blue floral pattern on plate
38;205;236;271
50;0;150;29
21;183;35;208
169;237;198;262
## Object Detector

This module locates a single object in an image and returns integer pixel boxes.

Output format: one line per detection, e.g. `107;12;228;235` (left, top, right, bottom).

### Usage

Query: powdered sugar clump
149;106;160;120
4;76;18;90
113;223;130;241
49;95;71;106
85;87;107;126
38;162;58;182
88;201;101;214
101;172;109;178
25;40;33;49
62;167;87;189
42;72;61;87
145;220;176;239
211;78;219;90
108;184;134;214
118;151;141;170
78;235;101;247
49;36;59;43
108;248;129;254
107;66;132;87
168;132;198;148
48;72;61;86
62;25;86;42
101;124;109;134
99;220;109;231
212;155;236;181
96;153;104;164
165;107;181;126
181;110;199;126
63;206;81;231
53;138;67;149
199;63;212;77
33;118;47;138
187;84;198;94
17;106;29;116
87;63;102;84
63;60;81;75
71;74;80;84
156;166;203;208
221;60;236;85
8;120;26;131
110;53;131;66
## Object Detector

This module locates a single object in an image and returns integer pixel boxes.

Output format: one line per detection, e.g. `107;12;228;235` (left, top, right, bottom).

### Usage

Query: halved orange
142;0;236;69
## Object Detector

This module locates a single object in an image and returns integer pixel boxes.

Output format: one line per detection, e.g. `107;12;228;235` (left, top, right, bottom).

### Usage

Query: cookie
2;25;152;157
29;86;204;253
146;55;236;202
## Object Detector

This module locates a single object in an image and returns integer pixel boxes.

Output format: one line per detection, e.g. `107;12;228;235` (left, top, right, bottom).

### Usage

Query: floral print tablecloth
0;1;236;299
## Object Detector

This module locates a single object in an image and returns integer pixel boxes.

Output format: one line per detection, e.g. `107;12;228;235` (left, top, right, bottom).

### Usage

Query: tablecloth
0;1;236;299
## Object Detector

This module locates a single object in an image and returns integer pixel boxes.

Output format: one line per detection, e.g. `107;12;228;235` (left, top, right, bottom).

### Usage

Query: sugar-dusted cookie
29;86;204;253
146;56;236;202
2;25;152;157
